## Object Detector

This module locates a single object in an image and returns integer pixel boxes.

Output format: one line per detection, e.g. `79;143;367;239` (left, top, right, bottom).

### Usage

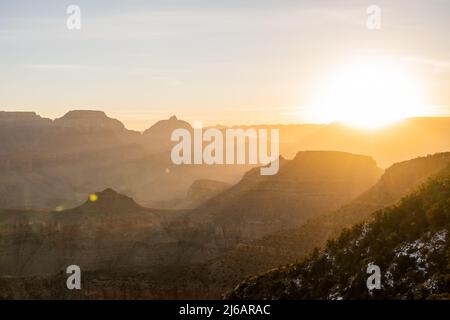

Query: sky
0;0;449;130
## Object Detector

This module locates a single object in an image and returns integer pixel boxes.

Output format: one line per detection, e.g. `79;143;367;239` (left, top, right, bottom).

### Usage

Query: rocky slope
172;153;450;296
0;189;187;276
228;167;450;299
1;154;449;299
167;151;382;246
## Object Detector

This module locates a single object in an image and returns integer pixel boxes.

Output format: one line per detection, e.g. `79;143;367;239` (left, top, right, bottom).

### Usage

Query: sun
307;58;427;129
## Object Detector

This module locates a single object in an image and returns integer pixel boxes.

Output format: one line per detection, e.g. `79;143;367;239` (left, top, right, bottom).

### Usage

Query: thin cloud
25;64;87;71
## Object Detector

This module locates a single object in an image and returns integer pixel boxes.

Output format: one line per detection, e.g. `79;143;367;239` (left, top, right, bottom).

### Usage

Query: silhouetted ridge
0;111;41;120
279;151;381;181
66;188;146;216
60;110;108;119
91;187;133;202
54;110;125;130
292;150;377;167
0;111;52;126
143;115;192;135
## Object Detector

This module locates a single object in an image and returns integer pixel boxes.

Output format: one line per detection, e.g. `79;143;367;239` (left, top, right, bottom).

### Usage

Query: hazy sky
1;0;449;130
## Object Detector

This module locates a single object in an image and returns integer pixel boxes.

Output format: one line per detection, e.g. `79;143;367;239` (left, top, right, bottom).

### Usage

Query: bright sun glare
308;58;428;129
